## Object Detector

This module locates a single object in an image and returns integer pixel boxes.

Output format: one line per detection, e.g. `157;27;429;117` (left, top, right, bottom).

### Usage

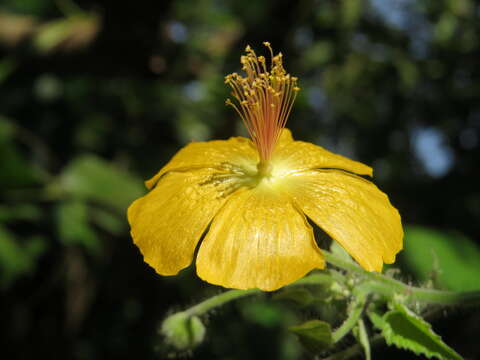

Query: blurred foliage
401;225;480;292
1;0;480;359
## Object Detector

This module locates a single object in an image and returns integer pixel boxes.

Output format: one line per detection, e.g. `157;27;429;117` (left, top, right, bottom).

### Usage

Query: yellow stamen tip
225;42;299;162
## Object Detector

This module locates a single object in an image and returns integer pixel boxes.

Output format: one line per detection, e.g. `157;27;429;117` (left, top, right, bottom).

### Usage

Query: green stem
332;296;366;343
185;288;259;317
183;251;480;319
185;273;333;317
324;250;480;306
323;334;384;360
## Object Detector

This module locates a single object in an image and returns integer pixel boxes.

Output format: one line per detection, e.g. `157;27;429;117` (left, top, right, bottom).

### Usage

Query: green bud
160;312;206;351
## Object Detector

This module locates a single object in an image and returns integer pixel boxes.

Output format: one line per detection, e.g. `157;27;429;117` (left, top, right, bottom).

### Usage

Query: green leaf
289;320;333;353
370;304;463;360
33;15;100;54
0;204;42;222
401;225;480;291
0;226;47;288
434;13;458;44
90;207;125;234
241;302;285;328
56;200;100;254
341;0;362;28
0;116;41;187
58;154;144;211
273;288;315;307
0;58;17;84
301;42;333;69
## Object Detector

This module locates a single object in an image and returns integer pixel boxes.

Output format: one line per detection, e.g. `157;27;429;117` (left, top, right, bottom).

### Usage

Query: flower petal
282;170;403;272
146;137;257;189
128;168;231;275
278;128;294;145
196;184;325;291
272;140;373;176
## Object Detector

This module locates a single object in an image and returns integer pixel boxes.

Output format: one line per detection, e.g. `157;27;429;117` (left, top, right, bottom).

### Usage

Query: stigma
225;42;300;165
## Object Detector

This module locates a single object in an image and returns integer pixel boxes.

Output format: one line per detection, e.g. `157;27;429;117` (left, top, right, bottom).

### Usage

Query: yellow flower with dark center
128;43;403;291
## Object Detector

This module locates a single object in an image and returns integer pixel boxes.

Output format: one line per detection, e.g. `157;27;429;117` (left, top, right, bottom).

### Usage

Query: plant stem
322;334;384;360
324;250;480;306
185;288;259;317
332;296;366;343
183;251;480;319
185;273;333;317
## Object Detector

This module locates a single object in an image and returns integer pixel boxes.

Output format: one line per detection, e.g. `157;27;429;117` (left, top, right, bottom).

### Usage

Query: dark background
1;0;479;359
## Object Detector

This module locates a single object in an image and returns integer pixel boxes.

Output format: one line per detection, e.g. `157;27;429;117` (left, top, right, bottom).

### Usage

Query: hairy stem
332;296;366;343
323;334;384;360
324;250;480;306
185;273;333;317
182;252;480;323
184;288;259;317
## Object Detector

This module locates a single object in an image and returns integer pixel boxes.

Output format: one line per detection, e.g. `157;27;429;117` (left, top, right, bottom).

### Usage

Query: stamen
225;43;300;163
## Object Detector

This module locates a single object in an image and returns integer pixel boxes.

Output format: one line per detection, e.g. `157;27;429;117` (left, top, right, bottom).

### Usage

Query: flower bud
160;312;206;350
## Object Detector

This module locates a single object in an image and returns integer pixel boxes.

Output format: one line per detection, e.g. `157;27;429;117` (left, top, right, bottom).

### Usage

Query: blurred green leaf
394;56;419;90
273;288;315;307
301;42;333;69
33;14;100;54
0;226;46;288
447;0;472;17
56;200;100;254
341;0;363;28
1;0;50;15
370;303;463;360
0;204;42;222
401;225;480;291
0;116;41;188
90;207;125;234
0;58;16;84
241;302;285;328
289;320;333;353
58;154;144;211
434;13;458;44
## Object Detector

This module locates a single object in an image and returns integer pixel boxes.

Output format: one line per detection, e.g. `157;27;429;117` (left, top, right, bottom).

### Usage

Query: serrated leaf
370;304;463;360
289;320;333;353
401;225;480;291
273;288;315;307
58;154;144;211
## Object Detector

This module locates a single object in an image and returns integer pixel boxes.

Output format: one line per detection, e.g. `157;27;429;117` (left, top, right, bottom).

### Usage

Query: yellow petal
145;136;258;189
278;128;294;145
282;170;403;272
272;140;373;177
128;168;231;275
196;184;325;291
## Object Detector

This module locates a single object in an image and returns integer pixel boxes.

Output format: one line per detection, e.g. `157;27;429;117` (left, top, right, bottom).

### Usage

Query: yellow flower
128;43;403;291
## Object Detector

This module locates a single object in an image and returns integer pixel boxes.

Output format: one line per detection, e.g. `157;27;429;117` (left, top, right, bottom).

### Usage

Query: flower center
225;42;300;167
256;160;273;178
